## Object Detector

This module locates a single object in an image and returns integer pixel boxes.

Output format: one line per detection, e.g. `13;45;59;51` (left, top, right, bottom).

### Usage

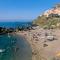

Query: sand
16;28;60;60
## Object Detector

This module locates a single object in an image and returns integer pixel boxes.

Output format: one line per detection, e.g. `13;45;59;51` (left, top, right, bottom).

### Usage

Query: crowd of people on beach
16;26;60;60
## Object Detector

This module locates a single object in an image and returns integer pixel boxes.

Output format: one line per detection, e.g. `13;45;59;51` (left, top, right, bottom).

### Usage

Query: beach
16;28;60;60
13;34;32;60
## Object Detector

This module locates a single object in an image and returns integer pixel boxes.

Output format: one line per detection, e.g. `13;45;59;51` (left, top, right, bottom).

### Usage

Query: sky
0;0;60;22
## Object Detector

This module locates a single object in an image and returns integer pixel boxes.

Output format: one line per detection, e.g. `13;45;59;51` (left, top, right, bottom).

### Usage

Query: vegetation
32;4;60;29
0;26;32;35
33;15;48;26
32;14;60;29
0;27;15;35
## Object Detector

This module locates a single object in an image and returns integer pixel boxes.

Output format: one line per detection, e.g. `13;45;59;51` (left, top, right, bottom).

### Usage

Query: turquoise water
0;22;32;60
0;34;32;60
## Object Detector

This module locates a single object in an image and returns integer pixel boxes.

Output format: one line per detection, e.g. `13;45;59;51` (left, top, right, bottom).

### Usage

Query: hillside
33;4;60;29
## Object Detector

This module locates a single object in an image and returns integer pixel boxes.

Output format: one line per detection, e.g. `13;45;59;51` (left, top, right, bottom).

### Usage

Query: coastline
14;32;32;60
16;29;44;60
16;28;60;60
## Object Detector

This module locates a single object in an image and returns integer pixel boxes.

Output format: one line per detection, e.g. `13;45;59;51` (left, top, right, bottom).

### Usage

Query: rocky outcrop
43;4;60;17
0;27;15;35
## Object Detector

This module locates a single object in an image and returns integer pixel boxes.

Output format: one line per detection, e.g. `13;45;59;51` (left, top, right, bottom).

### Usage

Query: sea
0;22;32;60
0;22;32;28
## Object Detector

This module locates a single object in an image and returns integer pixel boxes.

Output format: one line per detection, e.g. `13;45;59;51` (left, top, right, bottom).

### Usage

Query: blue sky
0;0;60;21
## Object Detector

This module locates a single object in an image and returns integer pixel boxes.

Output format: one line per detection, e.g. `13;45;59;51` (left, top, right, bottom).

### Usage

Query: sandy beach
16;28;60;60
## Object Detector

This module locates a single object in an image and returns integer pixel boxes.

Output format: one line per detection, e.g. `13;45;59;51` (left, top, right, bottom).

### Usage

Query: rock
46;35;54;41
52;57;60;60
32;51;37;55
43;44;48;47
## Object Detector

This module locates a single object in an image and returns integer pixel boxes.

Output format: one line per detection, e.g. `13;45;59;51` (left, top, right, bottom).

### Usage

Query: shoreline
12;32;32;60
16;28;60;60
16;29;45;60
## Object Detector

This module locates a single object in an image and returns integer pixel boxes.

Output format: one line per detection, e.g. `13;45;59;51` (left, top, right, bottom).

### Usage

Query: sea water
0;22;32;28
0;22;32;60
0;33;32;60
